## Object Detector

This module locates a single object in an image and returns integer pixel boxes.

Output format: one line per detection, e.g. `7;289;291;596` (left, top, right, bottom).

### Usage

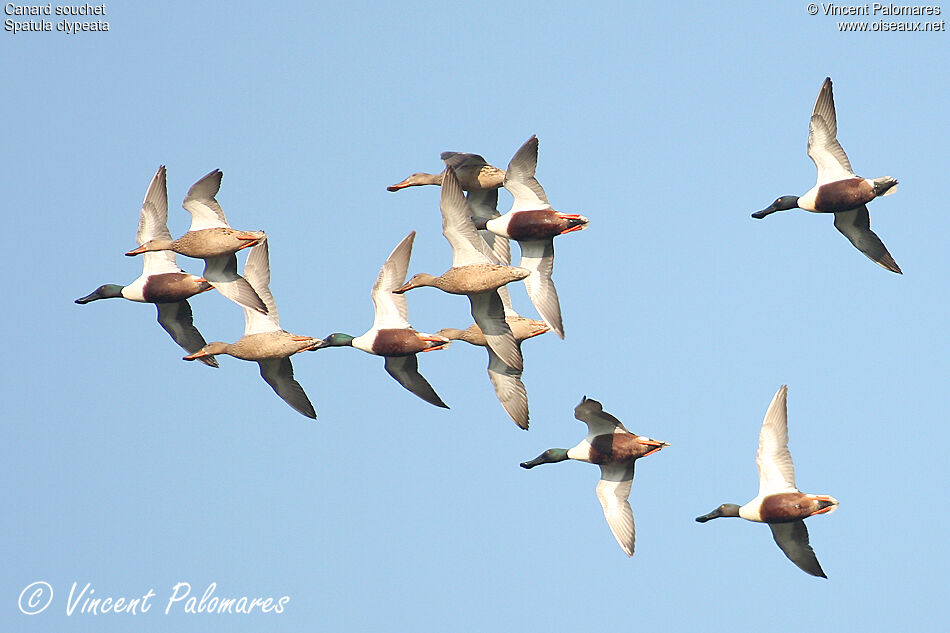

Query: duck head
695;503;741;522
125;238;175;256
752;196;800;219
392;273;438;294
312;333;355;349
75;284;124;303
520;448;569;469
182;341;229;361
387;172;442;191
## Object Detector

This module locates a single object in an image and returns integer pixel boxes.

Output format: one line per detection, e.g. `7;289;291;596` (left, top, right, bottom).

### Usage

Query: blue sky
4;1;948;630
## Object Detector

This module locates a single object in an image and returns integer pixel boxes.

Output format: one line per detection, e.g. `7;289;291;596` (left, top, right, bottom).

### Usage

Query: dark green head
695;503;741;522
75;284;124;304
752;195;800;219
313;333;355;349
520;448;569;469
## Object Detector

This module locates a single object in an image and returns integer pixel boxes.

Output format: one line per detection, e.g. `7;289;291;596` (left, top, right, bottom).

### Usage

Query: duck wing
440;167;499;267
807;78;855;185
183;169;231;231
155;300;218;367
503;135;551;212
468;188;510;265
137;166;181;276
371;231;414;331
574;396;631;436
383;355;448;408
241;239;279;325
487;347;528;429
768;520;827;578
469;290;522;371
204;254;268;318
519;239;564;338
596;462;636;557
440;151;489;172
756;385;798;496
833;205;902;274
258;357;316;419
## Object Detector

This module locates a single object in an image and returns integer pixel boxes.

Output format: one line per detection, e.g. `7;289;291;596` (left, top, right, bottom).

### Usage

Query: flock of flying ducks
76;77;897;577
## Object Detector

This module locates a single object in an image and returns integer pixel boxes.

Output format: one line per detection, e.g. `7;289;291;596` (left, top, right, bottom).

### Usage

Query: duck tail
872;176;898;197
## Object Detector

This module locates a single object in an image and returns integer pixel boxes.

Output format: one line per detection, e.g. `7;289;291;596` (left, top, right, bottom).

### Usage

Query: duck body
352;328;447;357
216;331;320;362
129;226;266;260
521;397;668;556
567;431;667;465
76;272;210;306
398;264;530;296
438;315;548;347
485;209;587;242
121;271;211;303
797;177;895;213
738;492;838;524
387;152;505;192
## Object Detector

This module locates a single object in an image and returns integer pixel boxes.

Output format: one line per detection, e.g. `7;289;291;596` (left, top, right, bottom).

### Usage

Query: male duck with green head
520;397;668;557
753;77;901;273
695;386;838;578
314;232;449;409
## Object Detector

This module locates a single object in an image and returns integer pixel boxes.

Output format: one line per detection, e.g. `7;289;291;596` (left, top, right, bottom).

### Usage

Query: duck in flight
695;385;838;577
394;167;529;372
520;397;668;556
752;77;901;273
126;169;270;310
183;240;322;419
314;231;450;409
480;136;589;338
75;166;217;366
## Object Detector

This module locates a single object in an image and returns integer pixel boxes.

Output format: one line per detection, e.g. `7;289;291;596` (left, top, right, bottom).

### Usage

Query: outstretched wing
833;206;902;274
769;520;827;578
383;355;448;408
440;167;499;267
519;239;563;338
596;462;636;557
371;232;414;331
807;78;855;185
487;348;529;429
155;300;218;367
258;357;316;419
138;166;181;275
183;169;231;231
756;385;798;496
574;396;630;436
503;135;551;212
